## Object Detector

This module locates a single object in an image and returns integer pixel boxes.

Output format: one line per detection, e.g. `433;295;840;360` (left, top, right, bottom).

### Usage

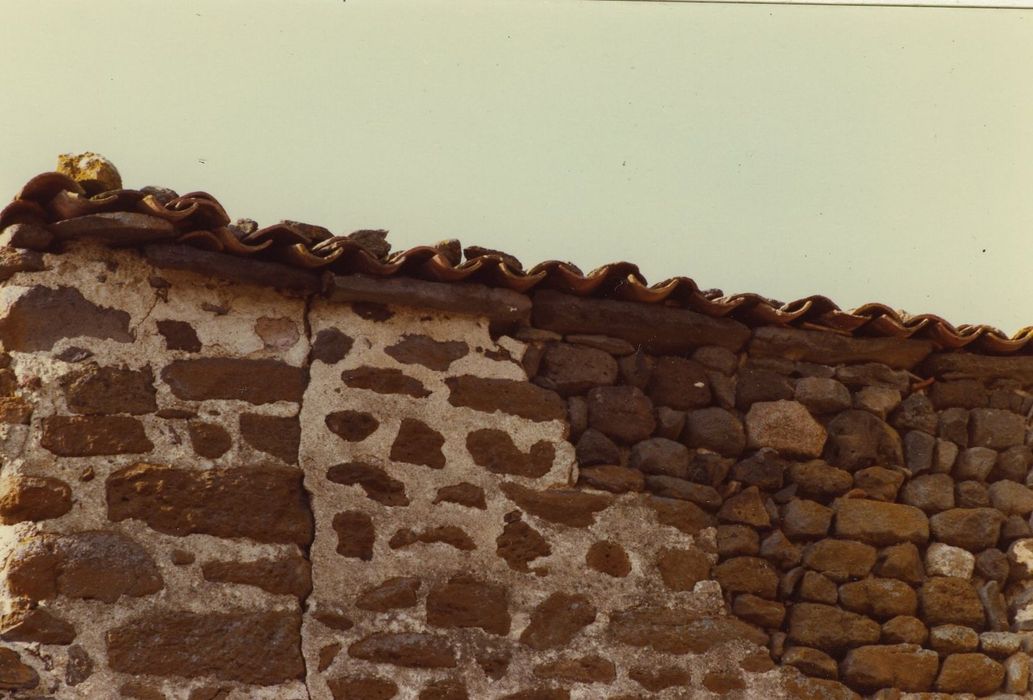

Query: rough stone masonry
3;166;1033;699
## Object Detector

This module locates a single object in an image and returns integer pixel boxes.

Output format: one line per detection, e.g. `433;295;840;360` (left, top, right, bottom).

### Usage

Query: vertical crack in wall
296;290;318;700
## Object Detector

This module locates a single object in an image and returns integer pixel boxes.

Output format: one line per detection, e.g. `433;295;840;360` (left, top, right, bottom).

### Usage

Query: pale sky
2;1;1031;332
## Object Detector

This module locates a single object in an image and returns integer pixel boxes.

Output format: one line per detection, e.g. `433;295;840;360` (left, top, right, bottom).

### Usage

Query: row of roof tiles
2;170;1031;355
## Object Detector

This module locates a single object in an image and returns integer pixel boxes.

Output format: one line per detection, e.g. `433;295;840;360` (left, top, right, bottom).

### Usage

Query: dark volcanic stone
586;385;656;444
536;343;617;395
647;356;711;410
0;285;131;352
59;363;159;416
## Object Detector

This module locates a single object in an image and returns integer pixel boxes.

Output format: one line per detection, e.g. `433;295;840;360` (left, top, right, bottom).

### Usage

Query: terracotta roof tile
3;170;1031;355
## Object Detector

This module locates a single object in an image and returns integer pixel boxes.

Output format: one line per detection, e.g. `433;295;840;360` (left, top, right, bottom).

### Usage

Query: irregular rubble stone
802;539;878;581
929;624;980;654
797;570;838;603
655;406;686;440
0;285;132;352
925;542;975;578
65;644;93;686
107;463;313;545
107;610;303;684
496;518;550;572
930;379;988;409
163;358;307;404
0;474;72;524
787;603;881;653
655;546;711;591
824;410;903;470
891;392;938;434
586;541;631;577
838;578;918;619
239;413;300;464
577;465;644;493
795;376;852;414
976;548;1010;582
187;421;232;458
608;606;767;654
981;631;1023;657
745;400;827;457
628;437;689;477
713;556;779;598
0;606;76;644
328;675;398;700
0;647;38;690
343;366;430;398
41;415;153;456
783;646;838;679
852;466;905;501
751;326;932;369
875;543;926;584
644;475;721;508
60;364;157;415
325;410;379;442
990;480;1033;515
970;408;1026;449
426;574;510;635
201;555;311;597
536;342;617;396
790;460;853;499
717;486;770;527
389;526;475;551
782;499;832;539
385;334;469;371
955;446;998;481
500;482;612;527
733;593;786;628
586;385;656;443
840;644;939;693
533;655;615;684
310;328;354;364
934;438;959;472
935;653;1005;695
736;368;794;408
574;428;620;467
881;615;928;645
0;222;52;250
156;319;202;352
390;418;446;468
1003;651;1030;693
434;482;486;509
834;499;929;547
957;479;991;508
938;406;970;445
901;473;955;513
919;577;986;628
618;349;654;389
854;386;901;418
467;429;554;478
731;448;786;490
645;356;712;409
348;632;457;668
648;496;715;534
683;407;746;456
994;445;1032;482
520;593;597;650
445;375;567;422
929;507;1005;551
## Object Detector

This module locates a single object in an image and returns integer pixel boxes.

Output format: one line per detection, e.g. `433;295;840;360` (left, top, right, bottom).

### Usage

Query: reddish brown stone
586;385;656;444
433;482;486;509
824;410;904;471
342;366;430;397
802;540;878;582
390;418;446;468
535;342;617;395
684;407;746;456
327;462;408;506
919;577;985;629
446;375;565;422
713;556;779;598
313;608;354;631
60;364;157;415
467;429;554;478
656;546;711;591
357;577;421;611
717;486;770;527
751;326;931;369
418;678;468;700
718;524;760;557
426;574;511;635
348;632;456;668
106;610;304;685
629;666;690;691
630;437;690;478
834;499;929;546
575;428;620;466
788;603;881;653
499;689;569;700
586;540;631;577
170;549;195;565
733;594;786;628
333;511;375;560
703;669;746;694
107;463;313;545
325;410;379;442
782;498;832;540
930;507;1005;551
783;646;838;679
201;555;311;597
0;396;32;424
187;421;232;458
163;358;307;404
737;368;794;408
474;642;512;679
533;655;615;683
936;653;1005;694
853;466;905;501
881;615;928;645
384;334;469;371
646;356;711;410
65;644;93;686
329;675;398;699
500;482;612;527
875;542;926;584
389;526;475;551
157;320;202;352
838;578;918;620
0;285;131;352
311;328;354;365
351;301;394;321
520;593;597;650
41;415;153;456
648;496;715;535
6;530;163;603
789;459;854;499
577;465;644;493
0;606;76;644
609;607;767;654
0;474;72;524
497;518;551;572
841;644;939;693
239;413;300;464
0;647;38;690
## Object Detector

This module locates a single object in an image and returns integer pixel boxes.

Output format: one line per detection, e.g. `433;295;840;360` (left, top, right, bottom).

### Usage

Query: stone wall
1;240;1032;699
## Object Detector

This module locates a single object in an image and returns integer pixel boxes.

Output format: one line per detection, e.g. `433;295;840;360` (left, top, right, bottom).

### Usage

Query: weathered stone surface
644;475;721;508
957;479;991;508
717;486;770;527
787;603;881;653
568;333;636;355
577;465;644;493
520;593;597;650
782;498;832;540
976;548;1010;582
935;653;1005;694
446;375;565;422
391;418;446;468
713;556;779;598
533;655;616;684
0;222;52;250
0;285;132;352
501;482;611;527
586;385;656;443
0;606;76;644
736;368;793;408
733;593;786;628
586;540;631;577
65;644;93;686
0;647;38;690
853;466;905;502
496;518;550;572
795;376;852;414
798;570;838;603
881;615;928;645
385;334;469;371
646;356;711;410
60;364;157;415
434;482;486;509
838;578;918;619
746;400;826;457
618;349;654;389
824;410;904;470
834;499;929;547
931;378;988;408
41;415;153;456
201;555;311;597
783;646;838;680
418;677;468;700
655;546;711;591
790;460;853;499
535;342;617;396
156;319;202;352
343;366;430;398
0;474;72;524
609;607;767;654
934;438;959;472
733;448;787;490
925;542;975;578
970;408;1025;449
6;530;163;603
751;326;932;369
110;609;303;685
348;633;456;668
310;328;354;364
107;463;313;545
929;624;980;654
389;526;475;551
0;396;31;424
187;421;232;459
426;575;510;635
920;577;986;628
163;358;307;404
994;444;1032;481
930;507;1005;551
802;539;877;581
325;410;379;442
575;428;619;467
648;496;715;535
876;542;925;584
981;631;1023;657
854;386;902;419
328;675;398;700
533;289;751;352
328;462;408;506
1003;651;1030;693
955;446;998;481
683;407;746;456
901;473;955;513
840;644;939;693
239;413;300;464
467;429;554;478
990;480;1033;515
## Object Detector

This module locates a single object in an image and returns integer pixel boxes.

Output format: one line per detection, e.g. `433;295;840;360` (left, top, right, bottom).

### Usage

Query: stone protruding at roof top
2;153;1032;355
